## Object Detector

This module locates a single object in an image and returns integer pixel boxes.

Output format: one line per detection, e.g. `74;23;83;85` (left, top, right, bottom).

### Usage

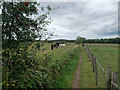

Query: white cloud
38;2;118;39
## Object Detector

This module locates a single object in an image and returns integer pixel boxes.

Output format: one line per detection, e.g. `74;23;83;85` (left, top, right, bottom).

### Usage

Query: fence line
82;43;120;89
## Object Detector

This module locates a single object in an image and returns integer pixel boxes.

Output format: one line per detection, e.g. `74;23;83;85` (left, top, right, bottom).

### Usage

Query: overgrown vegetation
54;46;81;88
2;1;54;88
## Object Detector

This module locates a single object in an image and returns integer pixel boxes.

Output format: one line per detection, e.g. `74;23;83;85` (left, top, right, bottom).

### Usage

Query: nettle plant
2;1;53;88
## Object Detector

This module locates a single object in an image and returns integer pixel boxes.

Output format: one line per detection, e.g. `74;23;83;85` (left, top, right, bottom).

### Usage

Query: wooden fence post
112;72;118;88
88;49;91;61
89;50;93;66
90;50;92;61
105;66;111;88
94;57;97;85
92;55;95;72
87;49;90;61
86;47;88;56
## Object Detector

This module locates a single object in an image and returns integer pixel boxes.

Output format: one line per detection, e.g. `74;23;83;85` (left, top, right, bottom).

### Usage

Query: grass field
86;43;118;72
84;43;118;87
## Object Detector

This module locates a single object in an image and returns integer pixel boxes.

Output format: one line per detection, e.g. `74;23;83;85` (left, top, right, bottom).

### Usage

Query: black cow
51;44;54;50
56;43;60;48
51;43;60;50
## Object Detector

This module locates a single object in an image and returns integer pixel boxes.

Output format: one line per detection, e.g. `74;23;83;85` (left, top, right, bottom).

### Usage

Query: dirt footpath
72;47;83;88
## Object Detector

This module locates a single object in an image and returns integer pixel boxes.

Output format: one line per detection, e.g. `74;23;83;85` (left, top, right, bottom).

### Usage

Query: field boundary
82;44;120;89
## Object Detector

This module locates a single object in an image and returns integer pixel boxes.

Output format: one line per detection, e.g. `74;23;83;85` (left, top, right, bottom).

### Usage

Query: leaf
41;7;44;11
46;5;51;11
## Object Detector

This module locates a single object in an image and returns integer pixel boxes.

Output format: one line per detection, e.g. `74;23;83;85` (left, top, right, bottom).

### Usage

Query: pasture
86;43;118;72
84;43;118;87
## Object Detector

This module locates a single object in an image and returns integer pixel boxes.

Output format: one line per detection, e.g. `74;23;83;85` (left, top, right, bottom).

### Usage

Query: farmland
83;43;118;87
86;43;118;72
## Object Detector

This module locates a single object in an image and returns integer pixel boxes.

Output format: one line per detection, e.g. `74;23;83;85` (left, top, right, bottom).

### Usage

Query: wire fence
82;43;120;89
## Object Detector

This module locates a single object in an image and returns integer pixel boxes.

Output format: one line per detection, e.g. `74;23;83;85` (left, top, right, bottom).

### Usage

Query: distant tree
75;36;86;44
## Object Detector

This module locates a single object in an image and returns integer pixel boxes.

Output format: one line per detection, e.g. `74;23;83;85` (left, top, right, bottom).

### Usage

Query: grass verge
54;46;81;88
79;46;97;88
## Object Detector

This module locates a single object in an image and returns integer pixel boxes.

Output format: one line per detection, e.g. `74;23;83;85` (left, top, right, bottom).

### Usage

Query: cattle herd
51;43;66;50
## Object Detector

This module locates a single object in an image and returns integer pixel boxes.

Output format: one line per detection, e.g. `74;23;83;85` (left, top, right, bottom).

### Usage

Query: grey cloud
38;2;118;39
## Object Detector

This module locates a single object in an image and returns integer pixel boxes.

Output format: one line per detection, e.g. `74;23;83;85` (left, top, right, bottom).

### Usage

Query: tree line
42;37;120;44
84;37;120;44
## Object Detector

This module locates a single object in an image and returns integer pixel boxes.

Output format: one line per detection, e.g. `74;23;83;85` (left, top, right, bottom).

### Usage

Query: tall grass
54;46;81;88
2;42;80;88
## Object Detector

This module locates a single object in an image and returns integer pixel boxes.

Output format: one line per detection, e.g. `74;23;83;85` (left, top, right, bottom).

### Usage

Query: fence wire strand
97;68;106;83
96;59;105;74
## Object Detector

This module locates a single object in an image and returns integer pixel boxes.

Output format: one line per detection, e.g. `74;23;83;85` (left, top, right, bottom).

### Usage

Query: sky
38;2;118;40
0;1;118;40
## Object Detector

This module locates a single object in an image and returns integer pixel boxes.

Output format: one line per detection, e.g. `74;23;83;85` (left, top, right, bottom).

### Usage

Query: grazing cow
51;43;60;50
51;44;54;50
55;43;60;48
59;44;66;47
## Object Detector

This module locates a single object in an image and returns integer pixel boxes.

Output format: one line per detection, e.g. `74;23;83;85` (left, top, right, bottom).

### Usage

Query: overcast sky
39;2;118;40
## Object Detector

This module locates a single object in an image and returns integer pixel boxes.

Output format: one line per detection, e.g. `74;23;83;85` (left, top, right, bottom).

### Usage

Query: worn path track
72;47;83;88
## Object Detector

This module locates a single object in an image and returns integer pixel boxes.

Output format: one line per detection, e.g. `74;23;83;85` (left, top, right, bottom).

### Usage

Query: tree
2;2;52;44
75;36;86;44
2;1;53;88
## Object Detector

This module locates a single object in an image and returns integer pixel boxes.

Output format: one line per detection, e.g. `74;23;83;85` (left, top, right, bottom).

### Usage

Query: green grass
54;46;81;88
29;43;82;87
87;44;118;72
22;42;81;87
80;46;98;88
36;43;77;68
86;44;118;87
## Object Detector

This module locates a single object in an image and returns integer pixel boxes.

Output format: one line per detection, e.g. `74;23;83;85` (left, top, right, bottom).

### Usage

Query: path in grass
54;46;81;88
72;47;83;88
